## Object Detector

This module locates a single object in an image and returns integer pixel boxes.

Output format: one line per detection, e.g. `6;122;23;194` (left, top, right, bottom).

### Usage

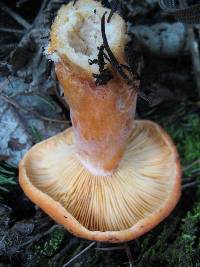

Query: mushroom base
19;120;181;242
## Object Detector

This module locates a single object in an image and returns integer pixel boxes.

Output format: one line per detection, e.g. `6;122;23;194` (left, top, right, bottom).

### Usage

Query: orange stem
56;62;137;175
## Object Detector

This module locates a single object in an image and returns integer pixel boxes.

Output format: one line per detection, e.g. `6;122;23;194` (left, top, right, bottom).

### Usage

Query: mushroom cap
19;120;181;243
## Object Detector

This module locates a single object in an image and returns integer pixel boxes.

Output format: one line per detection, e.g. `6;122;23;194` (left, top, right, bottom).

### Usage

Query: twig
101;12;133;85
124;244;135;267
182;177;195;183
0;94;68;124
16;224;62;251
51;238;79;265
96;244;135;266
0;2;31;30
0;27;24;34
182;181;197;190
183;158;200;172
32;0;50;27
63;241;96;267
95;245;125;251
107;0;120;23
73;0;78;6
16;0;32;8
0;43;17;50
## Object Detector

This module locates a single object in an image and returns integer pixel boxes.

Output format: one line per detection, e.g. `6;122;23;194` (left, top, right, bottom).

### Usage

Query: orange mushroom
19;0;181;243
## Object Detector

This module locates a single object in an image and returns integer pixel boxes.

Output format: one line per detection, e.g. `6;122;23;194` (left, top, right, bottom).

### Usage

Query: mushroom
19;0;181;243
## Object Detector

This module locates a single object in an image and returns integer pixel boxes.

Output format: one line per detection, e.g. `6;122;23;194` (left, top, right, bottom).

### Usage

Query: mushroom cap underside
19;120;181;243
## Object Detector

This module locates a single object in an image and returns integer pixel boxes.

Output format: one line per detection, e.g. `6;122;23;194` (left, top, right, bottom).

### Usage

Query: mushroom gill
23;120;180;232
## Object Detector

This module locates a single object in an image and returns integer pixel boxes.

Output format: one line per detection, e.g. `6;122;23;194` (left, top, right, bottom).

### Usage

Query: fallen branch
0;2;31;30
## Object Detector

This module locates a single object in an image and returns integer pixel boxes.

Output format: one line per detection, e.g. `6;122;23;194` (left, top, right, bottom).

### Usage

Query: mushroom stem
48;0;138;175
56;62;137;175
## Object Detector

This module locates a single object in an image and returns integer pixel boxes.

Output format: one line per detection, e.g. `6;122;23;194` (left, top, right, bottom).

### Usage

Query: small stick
182;177;195;183
107;0;120;23
182;181;197;190
0;94;68;124
0;43;17;50
0;27;24;34
124;244;135;267
95;245;125;251
63;241;96;267
183;158;200;172
16;0;32;7
51;238;78;264
0;2;31;30
16;225;62;251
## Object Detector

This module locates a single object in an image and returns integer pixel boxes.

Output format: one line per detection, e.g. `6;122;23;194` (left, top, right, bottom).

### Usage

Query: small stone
130;22;186;57
13;222;34;235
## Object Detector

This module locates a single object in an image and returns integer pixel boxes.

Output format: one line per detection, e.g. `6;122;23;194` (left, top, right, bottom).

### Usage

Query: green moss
167;113;200;165
136;109;200;267
0;161;17;194
34;228;65;261
174;204;200;265
30;125;43;143
136;183;200;267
